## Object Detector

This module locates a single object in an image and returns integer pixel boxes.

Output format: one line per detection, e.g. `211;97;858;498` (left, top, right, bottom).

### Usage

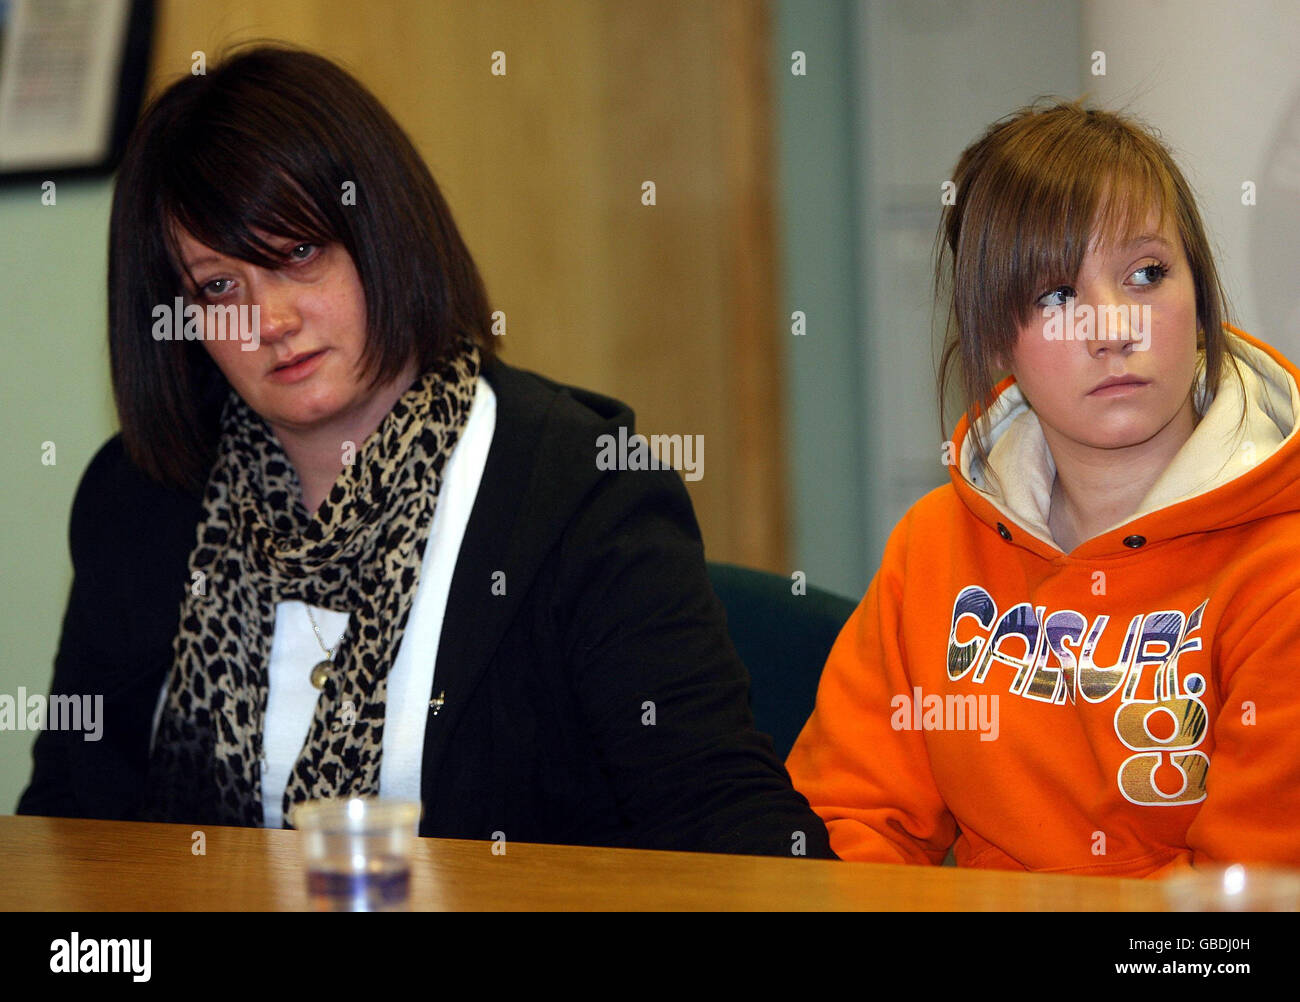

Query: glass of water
292;797;422;912
1164;864;1300;911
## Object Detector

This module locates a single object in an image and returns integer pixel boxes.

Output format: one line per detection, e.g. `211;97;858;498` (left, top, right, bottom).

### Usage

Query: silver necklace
305;606;346;690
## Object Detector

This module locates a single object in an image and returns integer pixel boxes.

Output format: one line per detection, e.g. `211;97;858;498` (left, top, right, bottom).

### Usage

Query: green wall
0;178;118;811
774;0;870;602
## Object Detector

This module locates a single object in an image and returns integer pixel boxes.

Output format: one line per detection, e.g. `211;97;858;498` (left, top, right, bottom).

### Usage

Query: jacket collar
418;357;633;812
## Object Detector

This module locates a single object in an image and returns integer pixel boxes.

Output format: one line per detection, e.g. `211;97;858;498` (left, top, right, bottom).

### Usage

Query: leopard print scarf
142;343;480;827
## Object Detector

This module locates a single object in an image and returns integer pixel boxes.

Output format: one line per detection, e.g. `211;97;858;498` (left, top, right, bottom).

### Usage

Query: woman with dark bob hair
18;44;833;858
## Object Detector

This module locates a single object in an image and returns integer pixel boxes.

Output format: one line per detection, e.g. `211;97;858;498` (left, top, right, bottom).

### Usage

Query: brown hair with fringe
109;43;497;492
935;98;1238;477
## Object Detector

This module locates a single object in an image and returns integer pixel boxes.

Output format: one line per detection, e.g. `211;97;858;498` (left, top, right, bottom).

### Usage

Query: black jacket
17;358;835;859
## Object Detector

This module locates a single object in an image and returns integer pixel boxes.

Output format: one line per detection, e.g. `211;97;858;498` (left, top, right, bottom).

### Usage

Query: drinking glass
293;797;421;912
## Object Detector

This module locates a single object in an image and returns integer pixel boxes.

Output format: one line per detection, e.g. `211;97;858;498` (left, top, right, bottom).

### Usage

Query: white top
151;377;497;827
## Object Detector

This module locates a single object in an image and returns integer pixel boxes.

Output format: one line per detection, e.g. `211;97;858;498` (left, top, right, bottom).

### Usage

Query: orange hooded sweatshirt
786;328;1300;876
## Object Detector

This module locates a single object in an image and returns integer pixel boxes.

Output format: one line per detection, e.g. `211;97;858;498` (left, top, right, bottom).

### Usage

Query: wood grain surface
0;815;1168;911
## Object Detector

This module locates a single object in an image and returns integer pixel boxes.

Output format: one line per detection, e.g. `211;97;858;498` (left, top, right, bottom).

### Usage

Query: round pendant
310;660;333;690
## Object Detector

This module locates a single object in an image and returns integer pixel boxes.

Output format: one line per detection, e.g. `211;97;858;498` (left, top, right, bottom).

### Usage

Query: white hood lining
959;335;1300;549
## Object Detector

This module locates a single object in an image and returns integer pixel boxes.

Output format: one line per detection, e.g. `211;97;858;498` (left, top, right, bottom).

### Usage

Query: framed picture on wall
0;0;154;183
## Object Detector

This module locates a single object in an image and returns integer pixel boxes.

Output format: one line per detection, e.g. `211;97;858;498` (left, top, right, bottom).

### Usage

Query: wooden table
0;814;1167;910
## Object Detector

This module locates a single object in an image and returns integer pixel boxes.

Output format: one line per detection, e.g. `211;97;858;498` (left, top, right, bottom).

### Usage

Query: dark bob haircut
109;44;496;492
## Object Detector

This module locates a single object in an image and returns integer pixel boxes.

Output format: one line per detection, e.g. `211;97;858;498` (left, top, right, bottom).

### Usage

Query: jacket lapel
417;359;600;806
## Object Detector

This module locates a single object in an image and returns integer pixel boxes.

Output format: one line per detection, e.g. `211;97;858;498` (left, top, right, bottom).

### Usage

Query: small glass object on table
292;797;422;912
1164;864;1300;911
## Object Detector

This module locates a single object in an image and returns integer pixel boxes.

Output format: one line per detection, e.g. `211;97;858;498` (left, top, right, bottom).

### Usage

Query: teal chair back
707;562;858;761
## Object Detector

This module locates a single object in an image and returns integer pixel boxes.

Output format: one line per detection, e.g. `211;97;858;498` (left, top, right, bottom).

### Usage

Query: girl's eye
287;242;318;262
1130;262;1167;286
200;278;232;298
1036;286;1075;309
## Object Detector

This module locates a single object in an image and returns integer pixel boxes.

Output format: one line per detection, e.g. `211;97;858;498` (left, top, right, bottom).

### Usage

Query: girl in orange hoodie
786;100;1300;876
